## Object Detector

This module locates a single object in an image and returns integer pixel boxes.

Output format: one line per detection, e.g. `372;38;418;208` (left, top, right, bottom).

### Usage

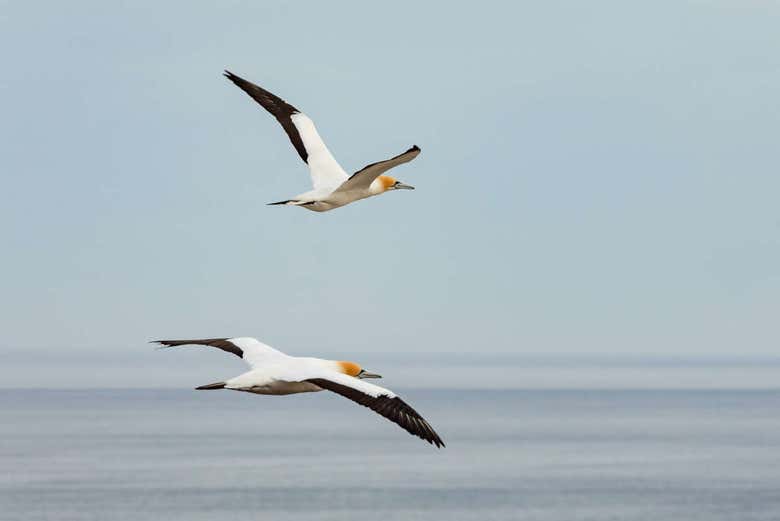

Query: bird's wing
333;145;420;193
302;370;444;448
152;337;287;368
224;70;348;191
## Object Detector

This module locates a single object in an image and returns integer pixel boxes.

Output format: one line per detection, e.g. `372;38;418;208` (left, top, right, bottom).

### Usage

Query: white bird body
225;368;322;395
154;337;444;447
287;178;393;212
225;357;348;395
224;71;420;212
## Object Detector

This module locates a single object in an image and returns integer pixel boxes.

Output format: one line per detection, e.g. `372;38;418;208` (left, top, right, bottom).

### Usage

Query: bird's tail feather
196;382;226;390
268;199;317;206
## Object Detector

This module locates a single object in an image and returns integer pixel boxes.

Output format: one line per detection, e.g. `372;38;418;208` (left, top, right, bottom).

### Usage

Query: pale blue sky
1;1;779;386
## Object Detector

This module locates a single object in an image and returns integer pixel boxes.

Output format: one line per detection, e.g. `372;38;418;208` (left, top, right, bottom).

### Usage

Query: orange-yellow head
376;175;415;193
337;361;382;379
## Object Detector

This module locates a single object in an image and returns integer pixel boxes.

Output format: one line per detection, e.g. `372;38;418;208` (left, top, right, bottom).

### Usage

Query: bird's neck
369;175;394;195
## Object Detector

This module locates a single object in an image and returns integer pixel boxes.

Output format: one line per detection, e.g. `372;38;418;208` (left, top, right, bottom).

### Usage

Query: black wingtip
150;340;170;352
410;145;421;152
223;70;240;82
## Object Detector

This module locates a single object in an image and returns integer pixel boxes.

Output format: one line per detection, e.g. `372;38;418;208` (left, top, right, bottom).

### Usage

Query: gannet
223;70;420;212
153;337;444;448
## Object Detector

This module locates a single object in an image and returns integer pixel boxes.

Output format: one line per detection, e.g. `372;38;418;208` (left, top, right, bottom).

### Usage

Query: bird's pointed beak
359;371;382;379
394;182;415;190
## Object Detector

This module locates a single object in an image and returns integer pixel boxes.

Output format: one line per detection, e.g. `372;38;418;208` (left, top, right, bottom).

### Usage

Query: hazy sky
1;1;779;386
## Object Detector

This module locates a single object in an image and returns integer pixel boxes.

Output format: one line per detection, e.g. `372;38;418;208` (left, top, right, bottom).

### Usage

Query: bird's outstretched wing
305;371;444;448
224;70;348;191
334;145;420;193
152;337;286;368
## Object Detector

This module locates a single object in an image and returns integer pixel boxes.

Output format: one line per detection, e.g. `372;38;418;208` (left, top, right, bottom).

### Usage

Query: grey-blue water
2;389;779;520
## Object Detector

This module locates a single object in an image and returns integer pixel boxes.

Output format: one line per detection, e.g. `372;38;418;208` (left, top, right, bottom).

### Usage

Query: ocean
2;389;779;520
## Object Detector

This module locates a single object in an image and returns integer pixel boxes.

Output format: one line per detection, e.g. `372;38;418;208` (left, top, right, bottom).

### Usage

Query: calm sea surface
2;389;779;520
